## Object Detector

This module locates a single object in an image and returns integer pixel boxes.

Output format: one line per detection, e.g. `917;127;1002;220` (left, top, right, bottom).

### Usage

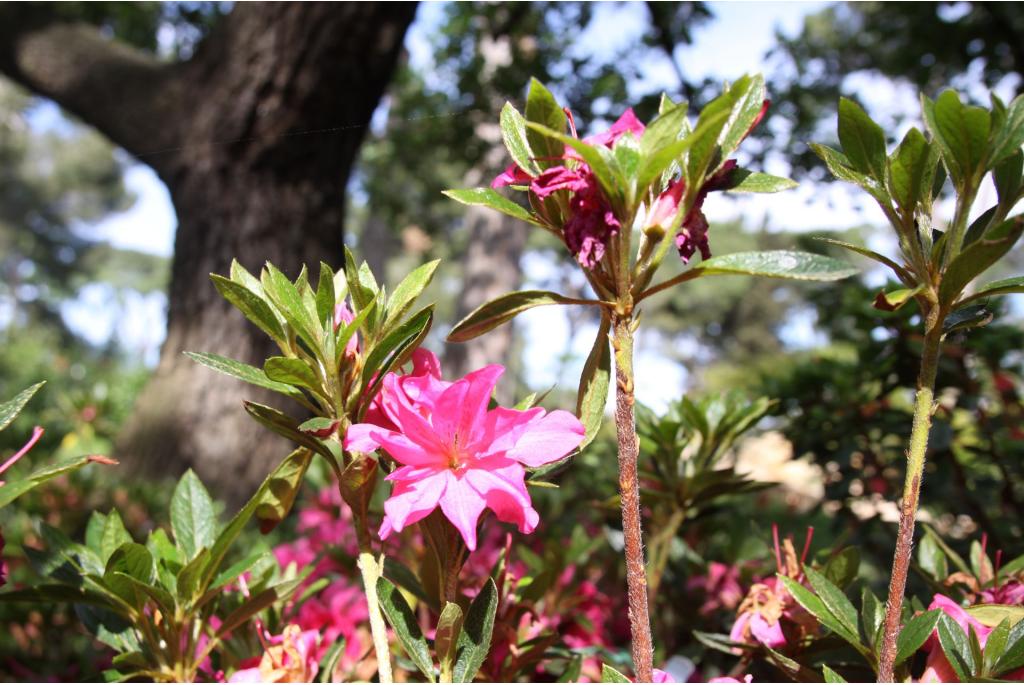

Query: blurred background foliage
2;1;1024;680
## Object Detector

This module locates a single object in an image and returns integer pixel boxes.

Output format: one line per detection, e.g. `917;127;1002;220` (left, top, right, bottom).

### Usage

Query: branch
0;8;182;168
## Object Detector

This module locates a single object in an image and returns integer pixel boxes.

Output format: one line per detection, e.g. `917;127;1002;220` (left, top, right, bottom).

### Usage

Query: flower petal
368;429;444;468
502;409;584;468
380;469;448;537
344;423;382;453
433;365;504;446
438;474;488;551
464;460;539;534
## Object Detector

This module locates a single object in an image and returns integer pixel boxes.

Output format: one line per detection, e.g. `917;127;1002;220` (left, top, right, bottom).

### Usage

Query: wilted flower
228;624;319;683
492;109;644;269
729;526;817;651
346;349;584;550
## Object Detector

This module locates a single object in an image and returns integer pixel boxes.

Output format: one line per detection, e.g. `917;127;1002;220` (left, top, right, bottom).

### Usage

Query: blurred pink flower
687;561;744;616
981;578;1024;605
346;353;584;550
709;676;753;684
228;624;319;683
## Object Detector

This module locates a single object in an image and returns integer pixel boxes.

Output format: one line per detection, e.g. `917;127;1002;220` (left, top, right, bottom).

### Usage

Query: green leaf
918;533;949;580
924;90;991;187
499;102;538;176
984;618;1012;676
211;274;286;343
895;609;942;665
0;584;113;607
203;448;313;589
452;578;498;683
436;601;464;680
382;557;431;607
448;290;586;343
888;127;934;210
261;263;322;353
724;170;798;193
0;454;110;509
811;143;877;188
815;237;911;282
838;97;888;180
635;107;729;193
0;381;44;432
344;248;375;314
264;357;321;391
991;95;1024;165
874;284;924;312
691;250;858;281
317;638;347;683
376;577;435;682
524;77;567;171
217;578;304;637
780;575;862;651
718;74;767;158
243;402;335;461
86;512;108;554
822;665;847;683
600;664;632;683
965;604;1024;628
939;216;1024;306
170;469;216;562
862;587;884;649
994;618;1024;673
101;511;132;564
176;547;211;606
184;352;306;402
960;275;1024;304
315;262;336;327
387;259;441;324
442;187;538;225
575;315;611;451
822;547;860;589
360;306;433;393
103;543;156;605
803;566;860;641
993;150;1024;205
943;305;993;334
937;613;974;681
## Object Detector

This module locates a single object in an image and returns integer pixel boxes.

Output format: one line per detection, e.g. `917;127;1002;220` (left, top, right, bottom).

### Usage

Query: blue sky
48;1;1021;409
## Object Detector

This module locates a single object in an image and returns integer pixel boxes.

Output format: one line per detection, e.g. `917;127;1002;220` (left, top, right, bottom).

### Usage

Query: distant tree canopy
768;1;1024;174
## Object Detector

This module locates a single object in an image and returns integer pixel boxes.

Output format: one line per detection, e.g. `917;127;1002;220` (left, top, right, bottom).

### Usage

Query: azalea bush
2;75;1024;685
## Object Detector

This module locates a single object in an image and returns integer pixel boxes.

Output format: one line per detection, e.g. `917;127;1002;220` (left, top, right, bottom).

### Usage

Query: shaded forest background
1;1;1023;502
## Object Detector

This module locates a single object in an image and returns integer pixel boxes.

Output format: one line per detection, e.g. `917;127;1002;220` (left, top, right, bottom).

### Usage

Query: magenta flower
687;561;744;616
489;109;644;270
346;350;584;550
333;301;360;358
709;676;753;684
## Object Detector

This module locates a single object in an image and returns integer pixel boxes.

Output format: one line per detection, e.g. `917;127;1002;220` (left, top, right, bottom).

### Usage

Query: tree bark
0;2;417;499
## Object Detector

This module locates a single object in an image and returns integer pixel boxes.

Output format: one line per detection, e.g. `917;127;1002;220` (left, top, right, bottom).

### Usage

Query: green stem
876;323;943;683
355;523;394;684
611;315;655;682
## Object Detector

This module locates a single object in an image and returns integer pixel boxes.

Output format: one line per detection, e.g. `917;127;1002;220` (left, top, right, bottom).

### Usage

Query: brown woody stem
876;324;943;682
612;314;655;682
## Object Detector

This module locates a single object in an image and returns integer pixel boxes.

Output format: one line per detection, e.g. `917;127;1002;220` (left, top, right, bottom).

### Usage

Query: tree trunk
0;2;417;499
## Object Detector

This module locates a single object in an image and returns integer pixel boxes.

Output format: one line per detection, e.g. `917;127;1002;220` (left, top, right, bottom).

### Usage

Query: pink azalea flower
709;676;753;684
228;624;319;683
491;163;533;189
346;351;584;550
687;561;744;616
582;108;646;148
333;301;360;358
